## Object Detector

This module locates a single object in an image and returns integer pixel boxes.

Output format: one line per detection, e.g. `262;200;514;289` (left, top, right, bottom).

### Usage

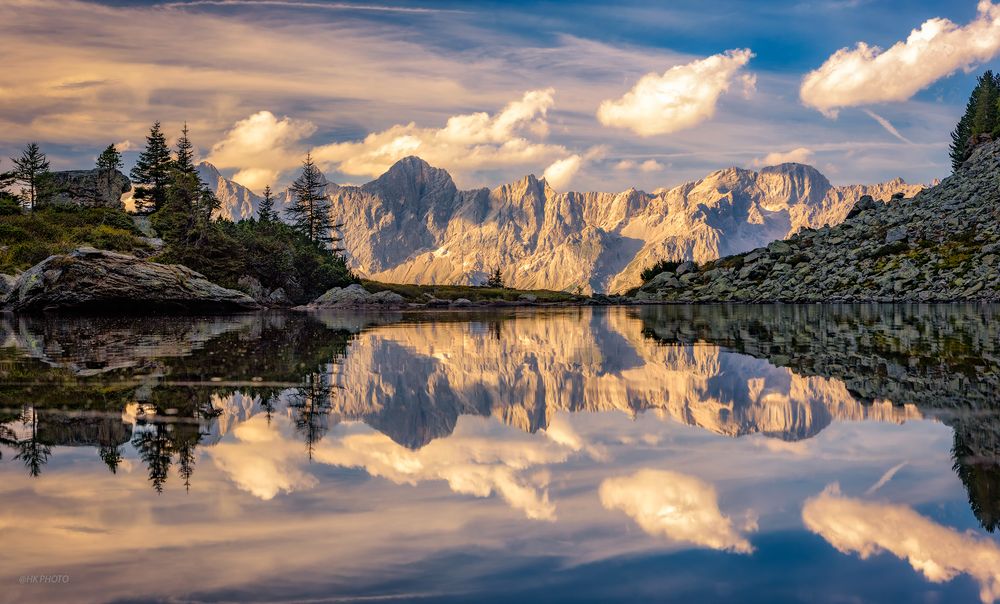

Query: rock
266;288;292;306
41;169;131;210
0;274;17;298
675;261;698;276
237;275;266;301
450;298;473;307
518;293;538;302
884;226;907;244
306;283;404;308
768;240;792;255
3;247;259;312
645;272;680;289
845;195;876;220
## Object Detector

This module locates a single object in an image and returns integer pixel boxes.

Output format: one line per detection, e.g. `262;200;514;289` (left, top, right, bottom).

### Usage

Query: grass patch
361;280;584;303
0;206;148;274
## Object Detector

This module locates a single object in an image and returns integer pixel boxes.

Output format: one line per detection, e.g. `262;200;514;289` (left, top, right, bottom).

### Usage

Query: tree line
1;123;354;301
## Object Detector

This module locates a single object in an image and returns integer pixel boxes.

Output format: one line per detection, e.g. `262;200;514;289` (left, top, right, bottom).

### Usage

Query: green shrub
640;259;682;283
84;224;145;252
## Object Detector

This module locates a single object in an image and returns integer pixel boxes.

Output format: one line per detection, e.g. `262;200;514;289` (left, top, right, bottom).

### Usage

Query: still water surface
1;305;998;603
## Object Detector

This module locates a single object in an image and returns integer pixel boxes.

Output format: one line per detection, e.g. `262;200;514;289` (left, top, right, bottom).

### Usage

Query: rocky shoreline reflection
1;305;998;532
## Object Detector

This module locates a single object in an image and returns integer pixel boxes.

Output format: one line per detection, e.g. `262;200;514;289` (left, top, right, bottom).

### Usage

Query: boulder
41;169;131;210
845;195;876;220
675;261;698;276
884;226;908;244
266;288;293;306
3;247;259;312
450;298;473;307
518;293;538;302
305;284;405;308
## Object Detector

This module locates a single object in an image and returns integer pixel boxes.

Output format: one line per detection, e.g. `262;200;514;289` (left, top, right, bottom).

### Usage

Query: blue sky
2;0;997;192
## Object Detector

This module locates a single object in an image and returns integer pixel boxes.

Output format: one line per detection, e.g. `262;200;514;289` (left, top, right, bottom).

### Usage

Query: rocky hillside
203;159;920;293
635;139;1000;303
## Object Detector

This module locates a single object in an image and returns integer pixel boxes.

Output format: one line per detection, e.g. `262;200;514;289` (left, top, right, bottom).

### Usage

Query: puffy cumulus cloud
751;147;815;168
209;414;319;500
599;469;755;553
207;111;317;192
803;484;1000;603
311;89;575;182
597;49;756;137
312;418;578;520
615;159;665;172
801;1;1000;116
543;155;582;190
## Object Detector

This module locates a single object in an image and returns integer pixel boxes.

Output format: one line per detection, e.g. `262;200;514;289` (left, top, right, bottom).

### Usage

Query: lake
1;305;998;603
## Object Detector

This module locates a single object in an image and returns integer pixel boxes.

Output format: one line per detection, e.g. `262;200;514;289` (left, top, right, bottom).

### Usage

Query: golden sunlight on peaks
599;469;756;553
803;484;1000;603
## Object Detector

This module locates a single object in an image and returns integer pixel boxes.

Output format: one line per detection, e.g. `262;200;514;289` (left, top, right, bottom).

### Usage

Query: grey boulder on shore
301;283;406;308
2;247;259;312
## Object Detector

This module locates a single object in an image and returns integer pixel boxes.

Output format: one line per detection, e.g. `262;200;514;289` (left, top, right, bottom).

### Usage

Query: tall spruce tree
258;184;277;222
11;142;51;210
287;153;333;245
174;122;196;174
131;121;173;213
950;71;1000;171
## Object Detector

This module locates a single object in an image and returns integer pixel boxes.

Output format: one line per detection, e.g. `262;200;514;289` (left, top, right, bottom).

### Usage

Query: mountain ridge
204;157;923;293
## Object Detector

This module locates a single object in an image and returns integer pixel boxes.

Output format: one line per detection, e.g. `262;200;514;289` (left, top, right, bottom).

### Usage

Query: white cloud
543;155;582;190
311;89;574;182
801;1;1000;116
803;484;1000;603
751;147;815;167
209;414;319;500
614;159;663;173
114;140;134;152
207;110;316;192
599;469;755;553
597;49;756;136
639;159;664;172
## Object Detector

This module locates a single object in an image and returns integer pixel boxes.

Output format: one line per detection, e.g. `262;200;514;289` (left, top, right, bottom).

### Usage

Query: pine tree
258;184;277;222
485;266;504;288
174;122;196;174
94;144;124;203
130;121;173;213
96;144;123;173
11;142;51;210
287;153;333;246
972;71;999;136
950;71;1000;171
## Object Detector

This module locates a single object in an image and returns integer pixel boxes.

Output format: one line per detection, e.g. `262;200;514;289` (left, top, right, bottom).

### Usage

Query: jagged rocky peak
368;156;457;202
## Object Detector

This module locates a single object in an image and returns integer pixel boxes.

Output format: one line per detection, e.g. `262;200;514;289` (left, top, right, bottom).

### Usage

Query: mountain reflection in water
1;305;998;604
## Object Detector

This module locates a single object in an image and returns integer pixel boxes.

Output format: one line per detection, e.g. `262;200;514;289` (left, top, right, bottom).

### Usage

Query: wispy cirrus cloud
159;0;465;13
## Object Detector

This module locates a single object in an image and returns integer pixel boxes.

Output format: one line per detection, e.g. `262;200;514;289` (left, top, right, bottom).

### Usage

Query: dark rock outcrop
635;139;1000;302
42;169;131;210
3;247;259;312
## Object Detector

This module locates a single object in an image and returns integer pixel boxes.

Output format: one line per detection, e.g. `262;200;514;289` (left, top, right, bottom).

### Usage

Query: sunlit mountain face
1;306;998;603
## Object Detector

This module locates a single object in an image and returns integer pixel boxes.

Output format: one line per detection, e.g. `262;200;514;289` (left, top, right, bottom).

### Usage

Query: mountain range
200;159;923;293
